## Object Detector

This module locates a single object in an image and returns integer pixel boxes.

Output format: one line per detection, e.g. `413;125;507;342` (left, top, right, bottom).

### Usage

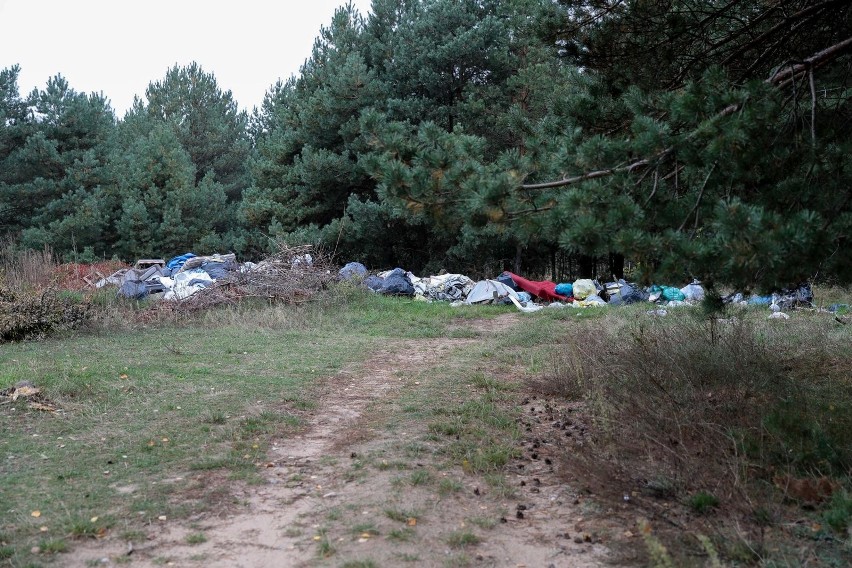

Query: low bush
0;284;92;342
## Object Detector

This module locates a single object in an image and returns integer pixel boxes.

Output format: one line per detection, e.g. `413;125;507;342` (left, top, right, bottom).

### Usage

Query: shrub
0;284;92;342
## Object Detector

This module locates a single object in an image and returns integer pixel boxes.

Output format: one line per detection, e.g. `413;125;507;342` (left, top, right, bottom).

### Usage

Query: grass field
1;286;851;567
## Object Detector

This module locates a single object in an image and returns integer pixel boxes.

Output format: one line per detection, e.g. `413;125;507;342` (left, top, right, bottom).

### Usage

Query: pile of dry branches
149;244;336;317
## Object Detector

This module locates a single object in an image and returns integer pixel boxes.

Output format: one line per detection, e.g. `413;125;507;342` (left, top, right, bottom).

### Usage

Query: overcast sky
0;0;373;117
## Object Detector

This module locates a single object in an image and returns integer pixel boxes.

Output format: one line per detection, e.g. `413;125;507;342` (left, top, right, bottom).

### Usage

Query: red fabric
503;272;570;302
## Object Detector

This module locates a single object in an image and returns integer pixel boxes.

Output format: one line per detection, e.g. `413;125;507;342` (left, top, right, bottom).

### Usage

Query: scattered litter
503;272;570;303
0;382;60;412
555;283;573;297
828;303;849;314
465;279;519;305
768;312;790;320
572;279;596;301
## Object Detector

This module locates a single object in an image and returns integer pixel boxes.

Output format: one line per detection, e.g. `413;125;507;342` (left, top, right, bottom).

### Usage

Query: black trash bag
364;276;385;291
118;280;148;300
378;268;415;296
339;262;368;282
201;260;237;280
776;283;814;309
606;280;646;305
496;273;519;291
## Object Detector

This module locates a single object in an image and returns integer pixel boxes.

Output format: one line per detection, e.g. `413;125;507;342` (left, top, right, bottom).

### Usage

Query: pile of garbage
337;262;815;315
98;245;334;305
92;249;817;317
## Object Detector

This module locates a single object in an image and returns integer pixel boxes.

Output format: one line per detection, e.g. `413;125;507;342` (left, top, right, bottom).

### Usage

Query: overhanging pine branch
520;36;852;192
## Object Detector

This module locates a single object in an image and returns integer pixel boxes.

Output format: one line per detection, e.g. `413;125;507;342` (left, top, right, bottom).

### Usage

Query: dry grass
0;239;58;293
541;310;852;487
532;306;852;564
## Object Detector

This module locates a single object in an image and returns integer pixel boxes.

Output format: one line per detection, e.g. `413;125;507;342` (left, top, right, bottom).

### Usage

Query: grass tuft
446;530;481;548
687;491;719;514
185;532;207;545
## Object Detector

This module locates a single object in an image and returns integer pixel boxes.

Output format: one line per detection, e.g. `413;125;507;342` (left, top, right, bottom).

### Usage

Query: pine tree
144;62;250;203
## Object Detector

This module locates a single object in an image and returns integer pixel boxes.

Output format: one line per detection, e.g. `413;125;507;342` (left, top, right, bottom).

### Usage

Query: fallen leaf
161;438;169;443
90;516;99;523
407;518;417;526
31;510;41;518
312;535;321;541
12;386;40;400
119;374;129;380
158;515;167;521
39;526;48;532
360;532;372;538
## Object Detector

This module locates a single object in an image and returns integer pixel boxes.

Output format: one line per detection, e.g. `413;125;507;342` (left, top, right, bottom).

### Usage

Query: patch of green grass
38;538;69;554
409;469;432;486
484;474;516;499
687;491;720;514
341;561;378;568
429;420;462;437
823;491;852;532
384;508;417;523
375;459;409;471
68;518;101;539
438;478;464;495
0;546;14;559
1;295;448;560
469;373;513;391
467;516;498;529
317;535;334;558
185;532;207;545
446;531;481;548
351;523;380;536
203;410;227;424
388;527;415;541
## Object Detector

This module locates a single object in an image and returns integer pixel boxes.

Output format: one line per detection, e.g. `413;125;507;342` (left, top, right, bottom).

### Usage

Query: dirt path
67;314;610;567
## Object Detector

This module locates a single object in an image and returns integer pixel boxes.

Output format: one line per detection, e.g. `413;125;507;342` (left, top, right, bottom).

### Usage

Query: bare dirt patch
66;315;611;567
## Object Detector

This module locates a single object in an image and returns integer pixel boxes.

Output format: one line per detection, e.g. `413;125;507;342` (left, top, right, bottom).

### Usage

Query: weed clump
687;491;719;514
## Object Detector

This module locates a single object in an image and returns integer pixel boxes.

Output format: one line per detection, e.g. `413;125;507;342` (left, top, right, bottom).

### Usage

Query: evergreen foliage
1;0;850;288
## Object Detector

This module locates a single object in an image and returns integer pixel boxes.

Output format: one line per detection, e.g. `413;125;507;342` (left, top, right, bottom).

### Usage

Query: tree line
1;0;850;290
